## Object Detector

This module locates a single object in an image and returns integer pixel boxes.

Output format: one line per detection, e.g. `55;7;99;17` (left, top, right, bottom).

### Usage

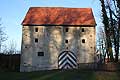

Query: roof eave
22;24;96;27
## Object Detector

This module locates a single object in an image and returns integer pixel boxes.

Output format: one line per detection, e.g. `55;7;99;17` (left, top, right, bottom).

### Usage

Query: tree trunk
115;17;120;62
100;0;114;61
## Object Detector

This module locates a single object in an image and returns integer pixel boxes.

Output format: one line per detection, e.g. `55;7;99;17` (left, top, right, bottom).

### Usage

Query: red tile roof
22;7;96;26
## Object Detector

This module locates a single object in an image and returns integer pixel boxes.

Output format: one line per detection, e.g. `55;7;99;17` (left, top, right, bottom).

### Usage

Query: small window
38;52;44;56
66;28;69;32
25;46;27;48
90;35;92;37
65;40;68;43
35;38;38;43
82;28;84;32
82;39;85;43
35;28;38;32
66;47;68;49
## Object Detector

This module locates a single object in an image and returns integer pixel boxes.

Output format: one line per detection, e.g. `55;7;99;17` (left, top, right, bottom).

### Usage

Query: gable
22;7;96;26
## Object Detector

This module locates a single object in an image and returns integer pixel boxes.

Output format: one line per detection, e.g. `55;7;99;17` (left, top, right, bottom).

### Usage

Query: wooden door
58;51;77;69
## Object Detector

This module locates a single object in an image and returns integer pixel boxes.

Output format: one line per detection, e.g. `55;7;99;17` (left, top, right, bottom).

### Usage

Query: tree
100;0;114;62
106;0;120;62
3;40;18;54
2;40;19;71
0;18;7;52
114;0;120;62
99;0;120;62
97;27;108;63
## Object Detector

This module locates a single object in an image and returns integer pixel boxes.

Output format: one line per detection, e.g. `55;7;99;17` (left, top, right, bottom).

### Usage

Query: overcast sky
0;0;101;50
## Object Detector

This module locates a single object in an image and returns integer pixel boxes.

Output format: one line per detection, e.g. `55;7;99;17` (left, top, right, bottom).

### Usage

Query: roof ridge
29;7;92;9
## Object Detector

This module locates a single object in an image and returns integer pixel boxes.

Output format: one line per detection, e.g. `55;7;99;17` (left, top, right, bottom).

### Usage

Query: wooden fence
78;62;120;71
0;54;20;71
0;53;120;72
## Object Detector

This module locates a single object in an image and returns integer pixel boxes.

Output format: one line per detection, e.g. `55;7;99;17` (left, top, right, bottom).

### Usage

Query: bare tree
2;40;18;70
2;40;17;54
0;18;7;53
100;0;114;61
99;0;120;62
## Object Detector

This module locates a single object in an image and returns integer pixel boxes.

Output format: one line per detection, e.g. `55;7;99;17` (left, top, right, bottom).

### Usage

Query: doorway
58;51;77;69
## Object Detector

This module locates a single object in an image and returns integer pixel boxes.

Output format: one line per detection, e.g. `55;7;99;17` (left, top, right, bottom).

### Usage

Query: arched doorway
58;51;77;69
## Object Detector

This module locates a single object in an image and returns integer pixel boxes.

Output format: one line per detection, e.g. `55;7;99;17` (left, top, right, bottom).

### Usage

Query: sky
0;0;101;50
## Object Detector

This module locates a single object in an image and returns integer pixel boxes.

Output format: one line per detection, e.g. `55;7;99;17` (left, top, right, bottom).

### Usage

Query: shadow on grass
28;70;95;80
0;69;120;80
0;69;95;80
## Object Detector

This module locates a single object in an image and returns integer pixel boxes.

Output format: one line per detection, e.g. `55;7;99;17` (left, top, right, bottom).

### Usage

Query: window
82;39;85;43
35;38;38;43
90;35;92;37
38;52;44;56
25;46;27;48
25;45;29;48
65;28;69;32
82;28;84;32
35;28;38;32
65;40;68;43
66;47;68;49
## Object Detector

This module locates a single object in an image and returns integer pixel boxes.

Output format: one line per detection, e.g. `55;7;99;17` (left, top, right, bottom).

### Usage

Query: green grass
0;70;120;80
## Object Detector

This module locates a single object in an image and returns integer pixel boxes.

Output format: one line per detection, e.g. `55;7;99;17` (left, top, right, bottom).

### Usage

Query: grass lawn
0;70;120;80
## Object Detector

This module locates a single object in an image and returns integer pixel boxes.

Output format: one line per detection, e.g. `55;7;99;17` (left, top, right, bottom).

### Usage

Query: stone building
20;7;96;72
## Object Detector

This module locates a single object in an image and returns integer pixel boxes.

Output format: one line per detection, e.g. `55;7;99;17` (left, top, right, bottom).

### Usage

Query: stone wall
20;26;95;72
